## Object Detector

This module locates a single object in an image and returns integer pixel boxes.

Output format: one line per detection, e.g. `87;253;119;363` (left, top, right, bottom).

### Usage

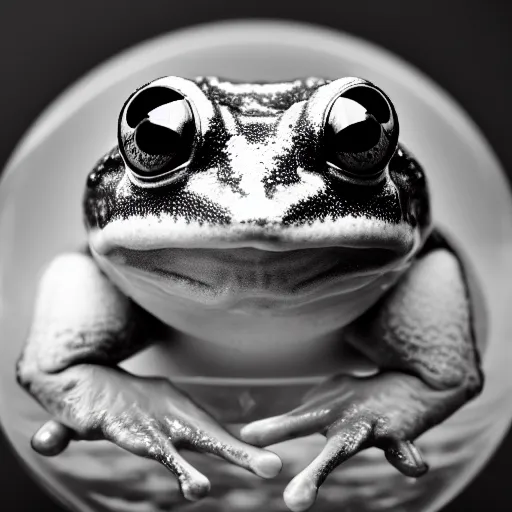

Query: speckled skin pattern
16;76;483;512
85;77;429;233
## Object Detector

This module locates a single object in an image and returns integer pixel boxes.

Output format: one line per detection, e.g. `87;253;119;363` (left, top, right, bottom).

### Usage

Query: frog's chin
93;247;406;349
90;244;409;316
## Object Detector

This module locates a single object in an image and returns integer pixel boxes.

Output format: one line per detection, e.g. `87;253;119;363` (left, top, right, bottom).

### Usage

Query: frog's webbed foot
29;368;283;500
241;248;484;512
17;253;282;501
241;371;435;511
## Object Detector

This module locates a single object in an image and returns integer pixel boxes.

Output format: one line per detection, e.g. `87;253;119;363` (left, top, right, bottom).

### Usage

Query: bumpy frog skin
17;76;483;512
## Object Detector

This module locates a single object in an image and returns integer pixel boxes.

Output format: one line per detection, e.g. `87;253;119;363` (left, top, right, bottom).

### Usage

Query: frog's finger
153;441;211;502
202;433;283;479
383;439;428;477
283;427;368;512
240;410;327;447
112;427;211;501
166;419;282;479
31;420;74;456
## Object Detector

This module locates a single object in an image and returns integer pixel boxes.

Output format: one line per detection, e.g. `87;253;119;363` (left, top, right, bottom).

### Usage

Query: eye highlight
118;85;196;185
326;84;398;178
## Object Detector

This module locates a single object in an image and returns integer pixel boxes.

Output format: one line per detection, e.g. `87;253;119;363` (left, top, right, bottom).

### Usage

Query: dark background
0;0;510;510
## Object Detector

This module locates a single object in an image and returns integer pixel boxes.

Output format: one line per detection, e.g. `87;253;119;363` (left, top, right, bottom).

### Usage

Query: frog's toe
282;420;370;512
241;413;317;447
31;420;74;456
381;438;428;477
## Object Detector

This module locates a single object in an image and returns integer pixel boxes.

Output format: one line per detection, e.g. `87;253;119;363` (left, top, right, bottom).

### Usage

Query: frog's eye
326;85;398;178
118;85;196;185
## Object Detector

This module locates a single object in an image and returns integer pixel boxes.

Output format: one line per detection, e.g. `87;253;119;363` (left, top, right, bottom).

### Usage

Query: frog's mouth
88;214;418;254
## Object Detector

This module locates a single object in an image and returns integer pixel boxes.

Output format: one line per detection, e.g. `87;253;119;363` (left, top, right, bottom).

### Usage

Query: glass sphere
1;20;511;512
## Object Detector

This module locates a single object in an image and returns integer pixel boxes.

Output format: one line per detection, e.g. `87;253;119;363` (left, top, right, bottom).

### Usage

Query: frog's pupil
134;120;179;156
335;117;382;154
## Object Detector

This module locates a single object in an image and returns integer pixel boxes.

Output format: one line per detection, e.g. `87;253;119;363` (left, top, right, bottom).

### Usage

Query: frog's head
84;76;430;326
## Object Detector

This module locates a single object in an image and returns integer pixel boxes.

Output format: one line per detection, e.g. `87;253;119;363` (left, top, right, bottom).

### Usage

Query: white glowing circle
0;20;511;512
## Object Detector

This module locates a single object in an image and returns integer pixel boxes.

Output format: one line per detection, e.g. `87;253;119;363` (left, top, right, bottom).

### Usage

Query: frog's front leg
241;248;483;512
16;252;282;501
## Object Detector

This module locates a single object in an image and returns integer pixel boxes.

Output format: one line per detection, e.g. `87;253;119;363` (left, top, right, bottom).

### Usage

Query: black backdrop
0;1;510;510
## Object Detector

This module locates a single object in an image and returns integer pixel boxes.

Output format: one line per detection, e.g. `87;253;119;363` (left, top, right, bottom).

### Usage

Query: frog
16;75;484;512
